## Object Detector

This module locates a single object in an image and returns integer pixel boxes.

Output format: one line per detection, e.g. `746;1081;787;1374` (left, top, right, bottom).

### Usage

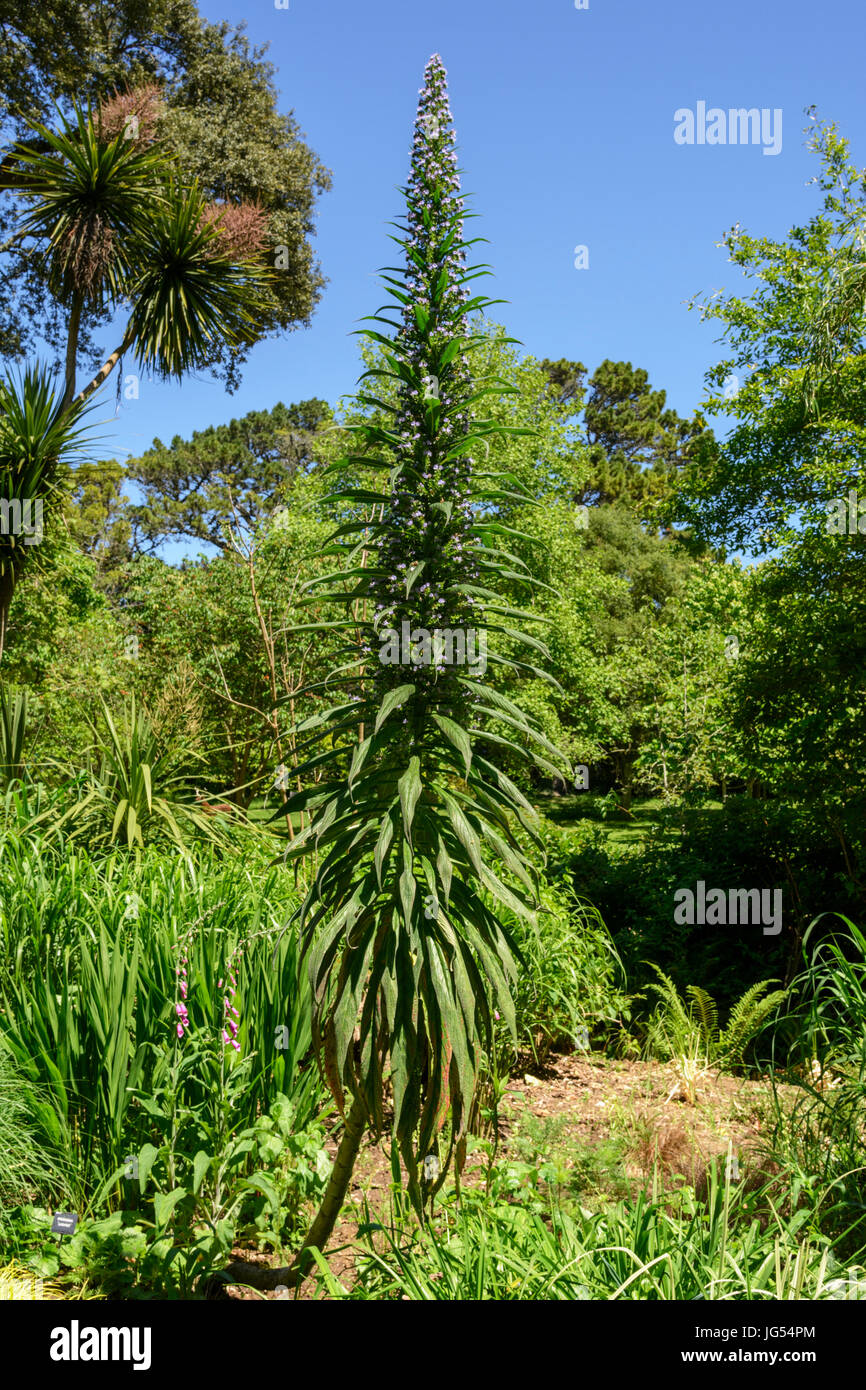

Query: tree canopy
0;2;331;384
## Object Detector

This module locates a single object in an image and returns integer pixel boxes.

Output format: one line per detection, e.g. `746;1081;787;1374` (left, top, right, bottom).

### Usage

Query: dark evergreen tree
125;399;332;553
539;356;710;518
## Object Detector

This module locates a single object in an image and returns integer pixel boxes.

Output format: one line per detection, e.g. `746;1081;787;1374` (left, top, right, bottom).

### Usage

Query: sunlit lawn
537;793;725;846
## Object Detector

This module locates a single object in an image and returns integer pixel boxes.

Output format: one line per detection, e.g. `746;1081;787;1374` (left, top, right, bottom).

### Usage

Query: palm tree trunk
217;1090;368;1293
62;293;84;413
0;568;15;664
74;327;135;407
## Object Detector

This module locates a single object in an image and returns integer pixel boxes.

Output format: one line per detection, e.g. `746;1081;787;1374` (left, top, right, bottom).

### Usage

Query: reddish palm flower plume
199;201;268;261
98;83;164;144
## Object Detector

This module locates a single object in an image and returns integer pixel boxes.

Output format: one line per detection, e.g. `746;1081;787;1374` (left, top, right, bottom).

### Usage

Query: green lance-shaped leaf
374;807;397;887
397;756;422;842
374;683;415;734
431;713;472;775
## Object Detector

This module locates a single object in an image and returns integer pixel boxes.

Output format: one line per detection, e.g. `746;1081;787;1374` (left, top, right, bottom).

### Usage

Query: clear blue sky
103;0;865;495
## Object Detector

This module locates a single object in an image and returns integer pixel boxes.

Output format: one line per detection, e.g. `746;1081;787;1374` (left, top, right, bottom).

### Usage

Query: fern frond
643;963;700;1059
685;985;719;1050
719;980;787;1068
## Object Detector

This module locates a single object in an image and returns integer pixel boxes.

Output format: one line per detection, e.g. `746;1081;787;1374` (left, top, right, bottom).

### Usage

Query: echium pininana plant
258;55;567;1286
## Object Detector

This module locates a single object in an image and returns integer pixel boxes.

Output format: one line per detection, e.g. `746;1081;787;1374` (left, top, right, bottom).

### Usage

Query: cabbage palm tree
0;101;275;656
0;682;28;786
47;696;239;851
0;367;90;659
222;53;566;1293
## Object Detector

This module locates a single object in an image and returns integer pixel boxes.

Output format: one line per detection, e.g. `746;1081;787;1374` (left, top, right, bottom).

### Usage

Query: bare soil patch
223;1052;791;1300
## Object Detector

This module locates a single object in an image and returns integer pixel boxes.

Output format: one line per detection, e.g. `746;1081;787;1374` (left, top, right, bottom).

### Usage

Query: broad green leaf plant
227;55;567;1291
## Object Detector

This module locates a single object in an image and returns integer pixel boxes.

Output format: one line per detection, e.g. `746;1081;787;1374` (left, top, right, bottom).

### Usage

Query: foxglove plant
219;956;241;1054
175;950;190;1040
231;55;565;1289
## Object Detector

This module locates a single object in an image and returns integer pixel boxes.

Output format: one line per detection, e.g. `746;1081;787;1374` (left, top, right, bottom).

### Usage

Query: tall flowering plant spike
280;55;567;1246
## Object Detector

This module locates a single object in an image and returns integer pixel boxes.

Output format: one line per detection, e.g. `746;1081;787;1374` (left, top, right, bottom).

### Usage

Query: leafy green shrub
0;1090;329;1303
110;1096;331;1297
556;797;865;1006
491;885;629;1065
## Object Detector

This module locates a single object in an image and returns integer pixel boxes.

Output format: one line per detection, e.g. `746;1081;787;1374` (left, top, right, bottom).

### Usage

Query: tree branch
74;325;135;406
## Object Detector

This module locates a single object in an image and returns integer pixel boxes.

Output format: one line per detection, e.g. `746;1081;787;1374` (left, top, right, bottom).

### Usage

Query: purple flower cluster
219;959;241;1053
175;952;189;1040
360;54;489;720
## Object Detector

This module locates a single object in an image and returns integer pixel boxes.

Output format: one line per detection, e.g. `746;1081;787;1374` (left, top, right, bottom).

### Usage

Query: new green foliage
643;963;787;1069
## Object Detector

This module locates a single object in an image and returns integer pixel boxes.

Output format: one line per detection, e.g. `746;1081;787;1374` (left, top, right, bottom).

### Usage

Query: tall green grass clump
0;837;322;1210
0;1049;71;1227
321;1162;859;1301
764;915;866;1260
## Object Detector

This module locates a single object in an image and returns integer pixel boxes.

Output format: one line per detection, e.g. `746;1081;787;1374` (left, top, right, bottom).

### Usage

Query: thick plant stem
217;1091;368;1293
297;1090;367;1261
62;293;83;413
